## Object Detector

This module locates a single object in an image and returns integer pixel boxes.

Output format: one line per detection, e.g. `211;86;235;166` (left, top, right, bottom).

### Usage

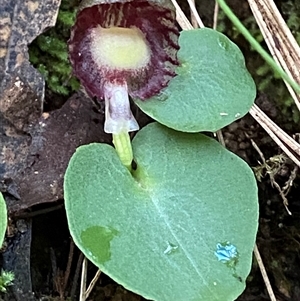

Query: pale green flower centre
90;26;150;70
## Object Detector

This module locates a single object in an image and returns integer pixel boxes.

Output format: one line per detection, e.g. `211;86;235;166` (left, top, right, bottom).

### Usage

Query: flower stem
112;132;133;171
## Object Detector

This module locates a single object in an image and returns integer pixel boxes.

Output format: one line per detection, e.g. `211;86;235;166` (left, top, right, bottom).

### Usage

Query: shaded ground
1;0;300;300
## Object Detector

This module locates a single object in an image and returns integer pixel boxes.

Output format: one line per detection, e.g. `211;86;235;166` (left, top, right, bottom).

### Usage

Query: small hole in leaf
131;160;137;171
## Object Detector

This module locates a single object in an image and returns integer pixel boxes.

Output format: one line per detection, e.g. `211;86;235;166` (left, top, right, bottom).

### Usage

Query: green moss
0;270;14;293
29;0;80;97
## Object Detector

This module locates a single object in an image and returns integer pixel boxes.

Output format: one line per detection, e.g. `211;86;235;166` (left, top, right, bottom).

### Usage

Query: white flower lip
104;81;139;134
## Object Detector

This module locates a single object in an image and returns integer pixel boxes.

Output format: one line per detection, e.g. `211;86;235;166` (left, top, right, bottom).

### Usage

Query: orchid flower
68;0;179;135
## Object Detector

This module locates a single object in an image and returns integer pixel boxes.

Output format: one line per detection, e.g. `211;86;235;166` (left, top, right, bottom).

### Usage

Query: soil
1;0;300;301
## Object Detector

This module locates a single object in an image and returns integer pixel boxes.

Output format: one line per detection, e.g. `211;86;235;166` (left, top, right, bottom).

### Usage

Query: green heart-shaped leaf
64;123;258;301
0;192;7;247
134;29;256;132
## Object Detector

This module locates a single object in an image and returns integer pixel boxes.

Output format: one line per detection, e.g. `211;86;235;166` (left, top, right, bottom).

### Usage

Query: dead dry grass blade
250;104;300;168
213;2;220;30
246;0;300;180
79;257;102;300
79;257;88;301
254;245;277;301
85;269;102;299
190;0;198;28
247;0;300;111
171;0;193;30
186;0;205;28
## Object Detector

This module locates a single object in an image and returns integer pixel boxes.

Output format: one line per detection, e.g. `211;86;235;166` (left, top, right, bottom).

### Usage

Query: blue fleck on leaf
215;242;243;282
215;242;238;264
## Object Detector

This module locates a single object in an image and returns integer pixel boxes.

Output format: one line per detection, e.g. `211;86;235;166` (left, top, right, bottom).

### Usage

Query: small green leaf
134;28;256;132
64;123;258;301
0;192;7;247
